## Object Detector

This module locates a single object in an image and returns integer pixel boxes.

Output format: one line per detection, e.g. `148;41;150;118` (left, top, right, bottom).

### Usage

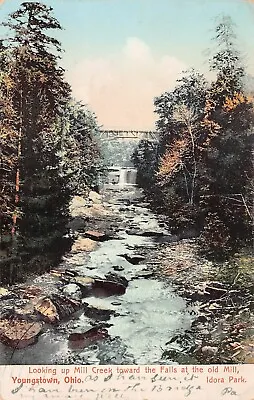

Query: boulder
135;270;155;279
83;303;115;321
111;301;121;306
120;253;146;265
69;196;88;217
112;265;125;272
84;230;108;242
0;319;43;349
62;284;83;301
125;228;142;236
92;279;127;296
89;203;108;216
68;326;109;349
201;346;218;356
88;191;101;204
72;276;95;296
104;273;128;288
90;273;128;296
68;216;87;232
0;288;12;300
50;294;82;319
34;298;60;324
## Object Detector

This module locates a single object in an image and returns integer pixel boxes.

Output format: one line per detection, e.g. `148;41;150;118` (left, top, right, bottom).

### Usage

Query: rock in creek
120;253;146;265
112;265;125;272
83;303;116;321
104;272;128;288
92;279;126;296
125;229;164;237
50;294;82;319
125;228;142;236
70;276;94;296
62;284;83;300
91;272;128;296
62;271;128;297
88;191;102;204
0;319;43;349
134;270;155;279
201;345;219;356
17;285;44;299
68;326;109;349
84;230;109;241
34;298;59;324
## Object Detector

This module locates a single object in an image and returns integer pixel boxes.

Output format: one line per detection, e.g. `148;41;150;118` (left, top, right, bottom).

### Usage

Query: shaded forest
0;2;103;283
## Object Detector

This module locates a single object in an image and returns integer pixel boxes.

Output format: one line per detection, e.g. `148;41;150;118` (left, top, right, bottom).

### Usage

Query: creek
0;187;197;365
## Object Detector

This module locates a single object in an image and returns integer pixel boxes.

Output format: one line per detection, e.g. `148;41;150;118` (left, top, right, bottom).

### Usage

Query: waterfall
119;169;127;187
105;167;137;187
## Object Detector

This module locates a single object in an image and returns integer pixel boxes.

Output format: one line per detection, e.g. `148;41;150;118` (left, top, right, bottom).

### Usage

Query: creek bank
0;191;124;355
142;239;254;364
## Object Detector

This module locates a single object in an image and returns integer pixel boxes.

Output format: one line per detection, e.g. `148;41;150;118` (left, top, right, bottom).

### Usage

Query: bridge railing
98;130;159;141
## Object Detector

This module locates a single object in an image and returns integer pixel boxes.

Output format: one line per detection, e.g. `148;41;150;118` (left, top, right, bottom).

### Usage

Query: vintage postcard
0;0;253;398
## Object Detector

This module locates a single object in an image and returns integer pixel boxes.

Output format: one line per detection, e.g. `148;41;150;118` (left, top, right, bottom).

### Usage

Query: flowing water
0;187;195;365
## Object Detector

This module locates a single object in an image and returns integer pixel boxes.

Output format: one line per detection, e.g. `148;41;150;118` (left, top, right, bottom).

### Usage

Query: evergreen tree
1;2;72;273
0;42;18;255
200;15;254;249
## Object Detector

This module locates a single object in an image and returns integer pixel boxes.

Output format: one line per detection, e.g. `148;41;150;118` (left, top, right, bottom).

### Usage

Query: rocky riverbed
0;187;253;365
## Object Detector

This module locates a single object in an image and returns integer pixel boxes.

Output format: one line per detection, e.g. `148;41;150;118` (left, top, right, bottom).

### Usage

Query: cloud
66;37;186;130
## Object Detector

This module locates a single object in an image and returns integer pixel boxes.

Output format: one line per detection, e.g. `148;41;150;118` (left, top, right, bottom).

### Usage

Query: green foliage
102;139;138;168
56;100;104;195
132;140;159;189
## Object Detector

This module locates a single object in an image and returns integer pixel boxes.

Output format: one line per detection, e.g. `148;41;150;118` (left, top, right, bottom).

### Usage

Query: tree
132;139;159;190
57;100;104;195
200;15;254;249
155;69;208;205
0;42;18;255
1;2;72;275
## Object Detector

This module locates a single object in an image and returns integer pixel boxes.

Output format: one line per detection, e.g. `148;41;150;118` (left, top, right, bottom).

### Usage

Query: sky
0;0;254;130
